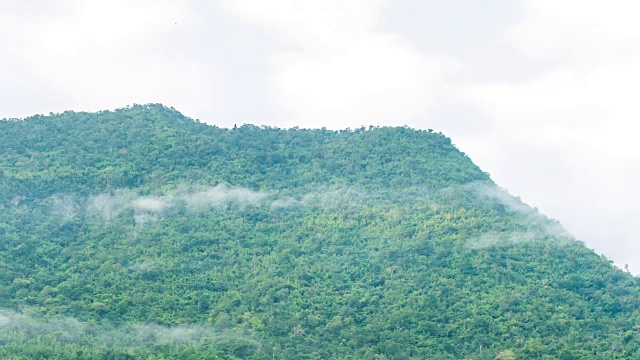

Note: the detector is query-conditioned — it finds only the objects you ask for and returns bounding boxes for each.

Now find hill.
[1,104,639,359]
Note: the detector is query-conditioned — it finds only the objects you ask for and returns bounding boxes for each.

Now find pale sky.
[3,0,640,272]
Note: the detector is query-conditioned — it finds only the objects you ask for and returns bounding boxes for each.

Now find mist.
[0,309,261,350]
[455,182,577,249]
[82,184,374,227]
[86,185,273,226]
[181,185,269,211]
[471,182,575,239]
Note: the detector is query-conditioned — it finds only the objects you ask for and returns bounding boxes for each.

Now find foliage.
[0,104,639,358]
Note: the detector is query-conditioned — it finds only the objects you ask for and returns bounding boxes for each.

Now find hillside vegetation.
[1,104,639,359]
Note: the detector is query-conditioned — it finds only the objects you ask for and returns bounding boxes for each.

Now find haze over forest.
[1,104,640,359]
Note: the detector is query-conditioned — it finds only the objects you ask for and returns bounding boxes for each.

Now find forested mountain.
[1,104,639,359]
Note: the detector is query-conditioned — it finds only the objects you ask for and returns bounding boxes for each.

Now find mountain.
[1,104,639,359]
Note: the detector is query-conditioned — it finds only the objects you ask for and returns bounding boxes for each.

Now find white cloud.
[220,0,384,53]
[220,0,458,128]
[509,0,640,63]
[271,36,456,128]
[0,0,223,118]
[463,0,640,273]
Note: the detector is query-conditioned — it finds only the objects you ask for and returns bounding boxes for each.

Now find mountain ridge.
[0,104,490,197]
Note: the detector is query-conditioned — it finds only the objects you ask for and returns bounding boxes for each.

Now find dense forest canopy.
[0,104,488,199]
[1,104,639,359]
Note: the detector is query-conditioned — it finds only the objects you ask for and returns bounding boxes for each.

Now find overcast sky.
[3,0,640,272]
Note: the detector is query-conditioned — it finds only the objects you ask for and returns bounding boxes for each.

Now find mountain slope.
[0,104,639,359]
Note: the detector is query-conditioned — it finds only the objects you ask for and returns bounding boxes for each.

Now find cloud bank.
[220,0,457,128]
